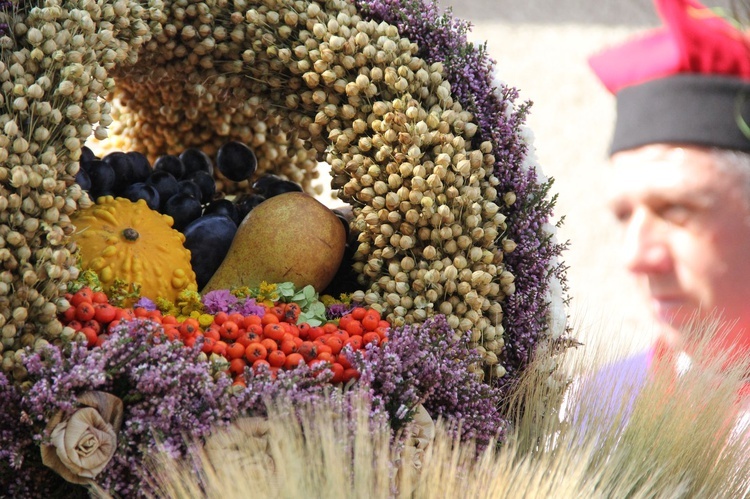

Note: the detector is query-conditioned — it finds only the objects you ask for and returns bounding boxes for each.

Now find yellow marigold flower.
[198,314,214,327]
[231,286,252,298]
[156,297,178,316]
[320,295,337,307]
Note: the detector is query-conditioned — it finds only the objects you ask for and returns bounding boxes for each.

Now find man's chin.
[649,298,694,330]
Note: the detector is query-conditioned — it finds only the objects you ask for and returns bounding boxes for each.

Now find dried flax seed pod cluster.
[102,0,515,376]
[0,0,154,380]
[1,0,531,382]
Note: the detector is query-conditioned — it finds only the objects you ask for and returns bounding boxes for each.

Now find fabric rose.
[41,391,124,484]
[397,404,436,490]
[204,416,284,475]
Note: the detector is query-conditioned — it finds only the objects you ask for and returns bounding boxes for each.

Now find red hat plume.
[590,0,750,94]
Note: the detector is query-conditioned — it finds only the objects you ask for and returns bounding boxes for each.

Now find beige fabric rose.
[41,391,124,485]
[204,416,284,475]
[397,404,436,490]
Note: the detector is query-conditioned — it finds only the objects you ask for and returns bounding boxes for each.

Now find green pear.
[202,192,347,293]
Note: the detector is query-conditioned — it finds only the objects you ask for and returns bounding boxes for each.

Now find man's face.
[608,144,750,352]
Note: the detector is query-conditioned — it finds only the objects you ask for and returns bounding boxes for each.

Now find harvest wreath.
[0,0,568,495]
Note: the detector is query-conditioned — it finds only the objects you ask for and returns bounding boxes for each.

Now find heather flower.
[326,302,354,320]
[234,298,265,318]
[357,315,506,450]
[133,297,156,311]
[202,289,238,314]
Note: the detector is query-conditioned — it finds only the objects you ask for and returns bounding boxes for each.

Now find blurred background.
[431,0,744,352]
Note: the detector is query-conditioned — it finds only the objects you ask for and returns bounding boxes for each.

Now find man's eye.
[659,205,691,225]
[612,207,632,223]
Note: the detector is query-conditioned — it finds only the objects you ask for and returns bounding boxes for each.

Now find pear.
[202,192,347,293]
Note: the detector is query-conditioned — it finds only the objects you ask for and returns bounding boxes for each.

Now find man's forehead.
[607,145,726,200]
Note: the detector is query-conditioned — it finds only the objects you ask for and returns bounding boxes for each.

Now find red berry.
[75,302,96,322]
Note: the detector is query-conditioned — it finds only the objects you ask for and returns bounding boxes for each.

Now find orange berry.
[229,358,247,377]
[226,342,246,360]
[345,336,363,352]
[91,291,109,304]
[261,312,279,326]
[75,303,96,322]
[362,332,380,347]
[134,307,150,318]
[213,311,229,325]
[283,303,301,323]
[212,340,228,357]
[316,351,334,363]
[269,305,285,320]
[162,315,178,325]
[322,322,338,334]
[220,320,240,340]
[280,339,297,356]
[260,338,278,353]
[345,320,363,336]
[308,326,325,341]
[70,287,93,307]
[179,318,201,337]
[298,322,312,339]
[338,315,354,331]
[284,352,305,370]
[337,353,352,370]
[325,336,344,355]
[264,323,285,341]
[298,341,317,362]
[245,342,268,363]
[243,314,262,328]
[350,307,367,321]
[204,328,221,341]
[81,327,98,347]
[200,336,215,353]
[342,368,360,382]
[361,314,379,332]
[268,349,286,367]
[329,363,345,383]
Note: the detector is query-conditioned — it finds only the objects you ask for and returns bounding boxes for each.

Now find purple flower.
[202,290,238,314]
[233,298,265,318]
[326,303,353,319]
[356,316,506,450]
[133,297,157,311]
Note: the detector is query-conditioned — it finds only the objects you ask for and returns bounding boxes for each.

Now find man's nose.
[623,209,672,275]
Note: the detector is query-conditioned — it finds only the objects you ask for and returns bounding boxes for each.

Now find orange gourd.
[71,196,197,306]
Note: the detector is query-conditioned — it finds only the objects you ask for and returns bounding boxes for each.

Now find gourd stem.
[122,228,139,241]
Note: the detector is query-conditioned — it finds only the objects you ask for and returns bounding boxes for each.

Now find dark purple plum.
[182,214,238,289]
[146,170,179,211]
[179,147,214,177]
[176,179,203,201]
[80,146,98,165]
[87,161,116,199]
[216,141,257,182]
[233,193,266,221]
[251,173,282,194]
[102,151,134,195]
[126,151,152,183]
[74,168,91,191]
[153,154,185,180]
[189,170,216,204]
[203,198,240,225]
[123,182,161,211]
[163,193,202,232]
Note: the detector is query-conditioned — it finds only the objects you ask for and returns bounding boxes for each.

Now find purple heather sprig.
[356,315,506,450]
